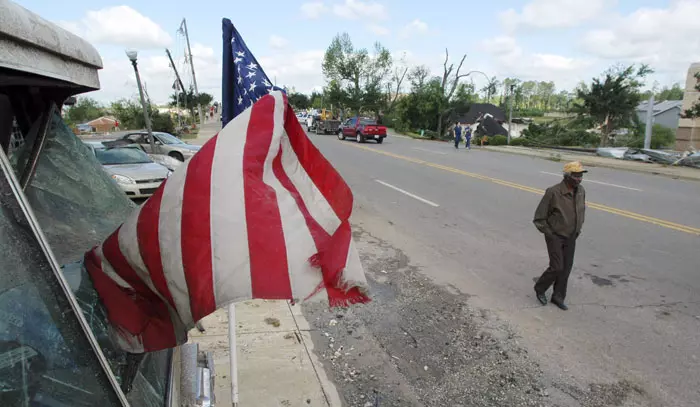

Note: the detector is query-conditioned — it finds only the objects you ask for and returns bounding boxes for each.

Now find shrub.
[509,137,529,146]
[489,135,508,146]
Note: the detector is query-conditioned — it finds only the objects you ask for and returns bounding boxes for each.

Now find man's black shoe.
[551,298,569,310]
[535,289,547,306]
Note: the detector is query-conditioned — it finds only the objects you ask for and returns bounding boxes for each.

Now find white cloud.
[92,43,220,105]
[58,6,171,49]
[257,50,326,94]
[269,35,289,49]
[500,0,609,31]
[481,36,593,89]
[368,24,390,36]
[300,1,328,19]
[580,0,700,75]
[332,0,387,20]
[399,19,429,39]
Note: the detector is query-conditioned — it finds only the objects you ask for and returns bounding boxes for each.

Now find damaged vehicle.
[84,141,172,199]
[116,131,201,162]
[0,1,213,406]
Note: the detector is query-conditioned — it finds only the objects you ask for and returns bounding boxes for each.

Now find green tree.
[656,83,684,101]
[111,98,174,133]
[64,97,105,126]
[169,86,214,122]
[322,33,392,115]
[481,76,500,104]
[575,64,653,146]
[288,92,310,110]
[684,73,700,119]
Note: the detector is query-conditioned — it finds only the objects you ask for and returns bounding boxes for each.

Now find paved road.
[302,131,700,406]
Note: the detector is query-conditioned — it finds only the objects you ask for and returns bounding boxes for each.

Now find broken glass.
[10,112,172,406]
[0,166,121,406]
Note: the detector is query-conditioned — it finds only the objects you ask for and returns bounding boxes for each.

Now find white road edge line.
[375,180,440,207]
[539,171,643,192]
[412,147,447,155]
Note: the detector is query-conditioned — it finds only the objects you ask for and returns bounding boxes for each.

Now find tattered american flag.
[225,19,284,121]
[85,91,369,353]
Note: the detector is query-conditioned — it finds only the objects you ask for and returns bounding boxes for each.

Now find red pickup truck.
[337,117,387,144]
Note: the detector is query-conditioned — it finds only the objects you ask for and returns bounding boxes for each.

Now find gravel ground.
[302,226,648,407]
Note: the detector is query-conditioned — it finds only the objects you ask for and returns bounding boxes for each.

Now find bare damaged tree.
[436,48,469,138]
[385,65,408,113]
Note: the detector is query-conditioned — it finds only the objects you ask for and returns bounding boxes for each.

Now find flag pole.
[228,303,239,406]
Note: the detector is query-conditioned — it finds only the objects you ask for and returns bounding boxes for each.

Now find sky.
[14,0,700,105]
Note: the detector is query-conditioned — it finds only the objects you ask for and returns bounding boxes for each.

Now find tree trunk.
[436,115,443,140]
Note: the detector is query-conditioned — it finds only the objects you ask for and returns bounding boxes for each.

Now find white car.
[85,141,171,199]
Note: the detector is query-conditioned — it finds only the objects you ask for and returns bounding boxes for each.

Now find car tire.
[169,151,185,162]
[356,132,364,143]
[338,132,345,140]
[376,137,384,144]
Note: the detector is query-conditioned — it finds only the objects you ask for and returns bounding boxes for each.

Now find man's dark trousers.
[535,234,576,301]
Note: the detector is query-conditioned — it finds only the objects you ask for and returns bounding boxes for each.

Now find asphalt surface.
[301,131,700,407]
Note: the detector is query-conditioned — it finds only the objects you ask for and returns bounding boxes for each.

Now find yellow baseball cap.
[563,161,588,173]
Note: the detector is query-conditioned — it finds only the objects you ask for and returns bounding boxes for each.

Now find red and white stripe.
[85,91,369,353]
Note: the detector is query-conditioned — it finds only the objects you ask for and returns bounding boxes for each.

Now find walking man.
[533,161,587,310]
[465,125,472,150]
[454,121,462,149]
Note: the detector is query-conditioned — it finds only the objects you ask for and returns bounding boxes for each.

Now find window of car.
[154,132,184,145]
[126,134,146,143]
[7,111,172,406]
[359,118,377,125]
[0,114,124,406]
[347,118,356,126]
[95,147,153,165]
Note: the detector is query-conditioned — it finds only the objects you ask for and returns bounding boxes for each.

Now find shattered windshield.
[8,112,171,406]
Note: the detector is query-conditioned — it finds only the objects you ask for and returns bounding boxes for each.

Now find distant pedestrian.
[533,161,587,310]
[453,121,462,149]
[465,125,472,149]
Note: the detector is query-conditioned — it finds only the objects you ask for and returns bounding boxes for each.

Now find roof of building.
[636,100,683,115]
[457,103,506,124]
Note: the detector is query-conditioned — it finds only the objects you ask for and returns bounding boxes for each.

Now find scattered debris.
[264,317,281,327]
[329,319,338,326]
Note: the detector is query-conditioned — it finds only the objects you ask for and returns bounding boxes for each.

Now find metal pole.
[644,95,654,149]
[131,59,155,150]
[227,303,239,407]
[166,48,188,126]
[507,84,515,145]
[181,19,204,126]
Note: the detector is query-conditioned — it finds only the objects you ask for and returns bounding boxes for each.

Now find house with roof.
[676,62,700,151]
[635,100,683,130]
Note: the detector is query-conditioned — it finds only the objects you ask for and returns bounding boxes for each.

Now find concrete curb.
[481,146,700,182]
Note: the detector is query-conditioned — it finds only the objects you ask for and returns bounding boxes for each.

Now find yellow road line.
[348,144,700,236]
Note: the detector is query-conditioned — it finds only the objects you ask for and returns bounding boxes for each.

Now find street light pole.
[126,50,155,151]
[507,84,515,145]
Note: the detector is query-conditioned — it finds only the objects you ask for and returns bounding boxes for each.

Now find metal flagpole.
[181,18,204,126]
[228,303,239,406]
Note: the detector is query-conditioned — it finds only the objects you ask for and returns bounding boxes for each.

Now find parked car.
[84,141,171,199]
[338,117,388,143]
[117,131,201,161]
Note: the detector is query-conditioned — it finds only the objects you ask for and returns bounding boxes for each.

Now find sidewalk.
[482,146,700,181]
[189,300,341,407]
[189,114,222,146]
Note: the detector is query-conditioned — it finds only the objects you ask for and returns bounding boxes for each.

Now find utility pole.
[165,48,189,126]
[125,50,155,151]
[180,18,204,126]
[507,84,515,145]
[644,95,654,149]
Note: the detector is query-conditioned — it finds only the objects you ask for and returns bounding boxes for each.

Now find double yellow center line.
[348,143,700,236]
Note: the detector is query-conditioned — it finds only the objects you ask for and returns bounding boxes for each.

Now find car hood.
[104,162,170,180]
